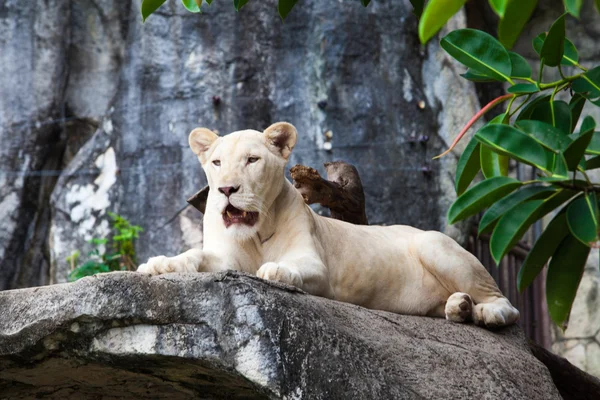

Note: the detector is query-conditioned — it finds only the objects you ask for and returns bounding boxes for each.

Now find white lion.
[138,122,519,328]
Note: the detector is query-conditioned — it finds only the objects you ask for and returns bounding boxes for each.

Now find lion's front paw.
[256,262,302,288]
[137,255,197,276]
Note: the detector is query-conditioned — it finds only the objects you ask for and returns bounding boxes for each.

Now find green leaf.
[596,0,600,13]
[507,83,539,94]
[546,234,590,329]
[475,124,555,173]
[455,137,481,195]
[461,70,499,82]
[567,193,599,245]
[480,113,509,179]
[572,66,600,99]
[182,0,202,12]
[479,186,556,235]
[410,0,425,18]
[515,120,572,152]
[498,0,538,49]
[583,130,600,156]
[518,211,569,292]
[553,153,569,179]
[533,34,579,67]
[490,189,575,263]
[440,29,513,82]
[532,33,544,54]
[561,39,580,66]
[540,14,566,67]
[361,0,371,6]
[89,237,109,245]
[234,0,249,11]
[517,94,550,121]
[564,0,583,18]
[489,0,508,17]
[509,51,532,79]
[418,0,467,44]
[564,130,593,170]
[480,144,509,178]
[278,0,297,19]
[568,94,586,133]
[530,100,572,134]
[581,116,596,136]
[206,0,212,4]
[586,155,600,170]
[68,261,111,282]
[141,0,167,21]
[448,177,522,224]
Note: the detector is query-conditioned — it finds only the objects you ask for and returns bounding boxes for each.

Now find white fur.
[138,122,520,329]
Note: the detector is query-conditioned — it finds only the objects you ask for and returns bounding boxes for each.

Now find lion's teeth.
[242,211,247,218]
[226,211,232,218]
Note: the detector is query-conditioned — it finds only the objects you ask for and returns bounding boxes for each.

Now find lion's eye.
[212,160,221,167]
[247,157,260,164]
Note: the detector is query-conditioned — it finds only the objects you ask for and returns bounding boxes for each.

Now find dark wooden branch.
[290,161,368,225]
[528,340,600,400]
[187,186,209,214]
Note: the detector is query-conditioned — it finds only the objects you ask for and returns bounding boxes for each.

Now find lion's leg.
[137,248,227,275]
[412,231,519,328]
[257,254,334,298]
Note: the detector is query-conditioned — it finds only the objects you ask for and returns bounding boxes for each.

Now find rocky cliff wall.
[0,0,479,288]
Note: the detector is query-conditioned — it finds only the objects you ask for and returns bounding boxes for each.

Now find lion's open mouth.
[223,204,259,227]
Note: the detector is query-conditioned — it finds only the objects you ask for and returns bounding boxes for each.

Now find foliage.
[140,0,600,48]
[438,15,600,330]
[67,212,144,282]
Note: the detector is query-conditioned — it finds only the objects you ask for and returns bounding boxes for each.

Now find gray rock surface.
[0,271,561,399]
[0,0,481,288]
[0,0,70,289]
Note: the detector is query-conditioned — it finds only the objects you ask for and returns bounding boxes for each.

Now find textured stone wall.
[0,0,480,288]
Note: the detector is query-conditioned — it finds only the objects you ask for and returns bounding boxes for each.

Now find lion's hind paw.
[445,292,473,323]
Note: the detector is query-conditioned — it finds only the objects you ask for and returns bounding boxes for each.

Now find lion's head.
[188,122,297,238]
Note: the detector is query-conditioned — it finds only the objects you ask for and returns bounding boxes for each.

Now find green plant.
[437,14,600,330]
[67,212,144,282]
[140,0,600,47]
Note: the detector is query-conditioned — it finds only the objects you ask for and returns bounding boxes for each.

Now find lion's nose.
[218,186,239,197]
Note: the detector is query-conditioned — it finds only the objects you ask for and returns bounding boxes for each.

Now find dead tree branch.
[290,161,368,225]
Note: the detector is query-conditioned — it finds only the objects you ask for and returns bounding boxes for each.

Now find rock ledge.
[0,271,560,399]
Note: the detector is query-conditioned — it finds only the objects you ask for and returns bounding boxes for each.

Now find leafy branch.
[436,14,600,330]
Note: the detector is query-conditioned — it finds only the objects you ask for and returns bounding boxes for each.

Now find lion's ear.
[189,128,218,162]
[264,122,297,160]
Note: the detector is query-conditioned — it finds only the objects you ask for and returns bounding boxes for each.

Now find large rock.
[0,271,561,399]
[0,0,70,290]
[0,0,128,289]
[7,0,477,286]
